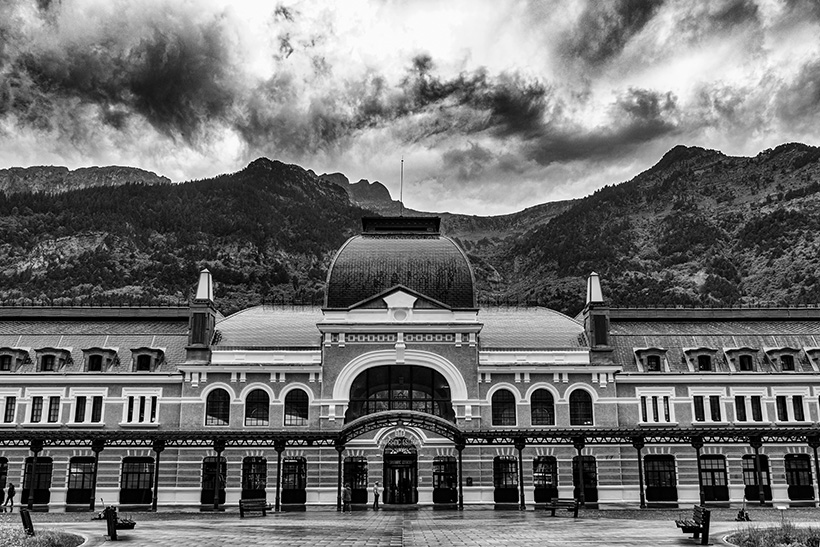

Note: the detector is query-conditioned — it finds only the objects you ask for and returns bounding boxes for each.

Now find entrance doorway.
[383,437,418,504]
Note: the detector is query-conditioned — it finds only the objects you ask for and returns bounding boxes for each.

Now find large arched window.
[205,389,230,426]
[492,389,516,426]
[284,389,309,426]
[345,365,455,423]
[569,390,593,426]
[245,389,269,426]
[531,389,555,426]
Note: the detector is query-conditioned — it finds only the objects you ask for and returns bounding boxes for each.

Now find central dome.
[325,217,476,309]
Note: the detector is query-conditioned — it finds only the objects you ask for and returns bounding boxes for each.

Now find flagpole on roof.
[400,156,404,217]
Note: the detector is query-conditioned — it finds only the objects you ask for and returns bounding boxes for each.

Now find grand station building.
[1,216,820,511]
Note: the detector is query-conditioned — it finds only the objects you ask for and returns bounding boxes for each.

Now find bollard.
[104,506,118,541]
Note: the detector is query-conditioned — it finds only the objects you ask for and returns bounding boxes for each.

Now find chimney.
[582,272,612,362]
[186,269,217,364]
[195,269,214,302]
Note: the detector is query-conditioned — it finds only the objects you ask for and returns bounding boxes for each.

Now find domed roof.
[325,217,476,309]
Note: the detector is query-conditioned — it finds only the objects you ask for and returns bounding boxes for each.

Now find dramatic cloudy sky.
[1,0,820,214]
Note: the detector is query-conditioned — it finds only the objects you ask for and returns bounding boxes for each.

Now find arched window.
[284,389,309,426]
[569,390,593,426]
[531,389,555,426]
[345,365,454,423]
[491,389,516,426]
[205,389,230,426]
[245,389,269,426]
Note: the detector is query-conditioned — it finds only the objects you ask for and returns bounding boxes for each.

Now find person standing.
[0,483,4,512]
[342,483,352,513]
[3,483,14,511]
[371,481,381,510]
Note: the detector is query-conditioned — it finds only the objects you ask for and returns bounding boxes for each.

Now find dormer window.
[0,348,30,373]
[82,348,119,373]
[738,355,753,371]
[634,348,667,372]
[764,348,802,373]
[131,348,164,373]
[35,348,71,372]
[684,348,719,372]
[88,355,103,372]
[781,355,795,372]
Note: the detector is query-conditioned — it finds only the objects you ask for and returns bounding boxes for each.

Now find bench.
[541,498,580,518]
[239,498,270,518]
[675,505,711,545]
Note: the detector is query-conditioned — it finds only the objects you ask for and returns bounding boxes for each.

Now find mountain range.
[1,143,819,316]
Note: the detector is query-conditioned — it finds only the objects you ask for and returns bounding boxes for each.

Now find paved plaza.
[3,506,816,546]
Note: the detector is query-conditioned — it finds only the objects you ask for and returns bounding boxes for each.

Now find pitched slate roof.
[611,319,820,372]
[478,307,585,350]
[0,313,189,373]
[215,306,323,348]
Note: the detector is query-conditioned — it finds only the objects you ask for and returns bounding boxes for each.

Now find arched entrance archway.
[383,437,418,505]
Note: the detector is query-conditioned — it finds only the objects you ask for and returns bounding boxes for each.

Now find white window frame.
[635,388,676,425]
[730,388,768,424]
[772,387,810,424]
[0,388,22,427]
[120,388,162,427]
[23,387,66,427]
[68,388,108,427]
[688,387,728,424]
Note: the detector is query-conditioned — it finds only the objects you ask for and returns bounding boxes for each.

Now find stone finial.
[586,272,603,304]
[195,269,214,302]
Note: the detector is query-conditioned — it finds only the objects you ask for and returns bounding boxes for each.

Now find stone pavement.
[11,508,773,547]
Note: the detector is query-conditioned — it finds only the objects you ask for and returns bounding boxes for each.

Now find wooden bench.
[541,498,580,517]
[675,505,711,545]
[239,498,270,518]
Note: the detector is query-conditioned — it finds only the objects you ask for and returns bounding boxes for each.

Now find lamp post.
[750,436,766,506]
[27,439,43,510]
[632,436,646,509]
[335,441,345,512]
[573,436,586,507]
[274,440,286,512]
[212,439,225,511]
[455,437,465,510]
[151,439,165,512]
[514,437,526,510]
[89,439,105,512]
[691,436,705,506]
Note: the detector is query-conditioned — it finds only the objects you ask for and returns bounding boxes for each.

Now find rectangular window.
[693,396,705,422]
[738,355,753,371]
[735,395,747,422]
[124,394,158,424]
[30,396,43,423]
[709,395,722,422]
[641,396,647,422]
[793,396,805,422]
[652,396,659,422]
[74,396,87,423]
[593,315,608,346]
[663,396,671,422]
[776,396,789,421]
[4,396,16,423]
[41,355,55,371]
[697,355,712,371]
[47,396,60,423]
[91,396,103,423]
[646,355,661,372]
[493,456,518,488]
[751,396,763,422]
[0,355,11,371]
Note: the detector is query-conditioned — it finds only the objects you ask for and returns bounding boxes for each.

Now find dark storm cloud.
[3,10,237,142]
[562,0,664,66]
[235,54,553,154]
[774,59,820,130]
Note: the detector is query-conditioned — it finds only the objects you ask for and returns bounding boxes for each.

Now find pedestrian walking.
[0,484,5,512]
[3,483,14,511]
[342,483,352,513]
[371,481,381,510]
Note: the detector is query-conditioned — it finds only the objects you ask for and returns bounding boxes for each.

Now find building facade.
[1,216,819,511]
